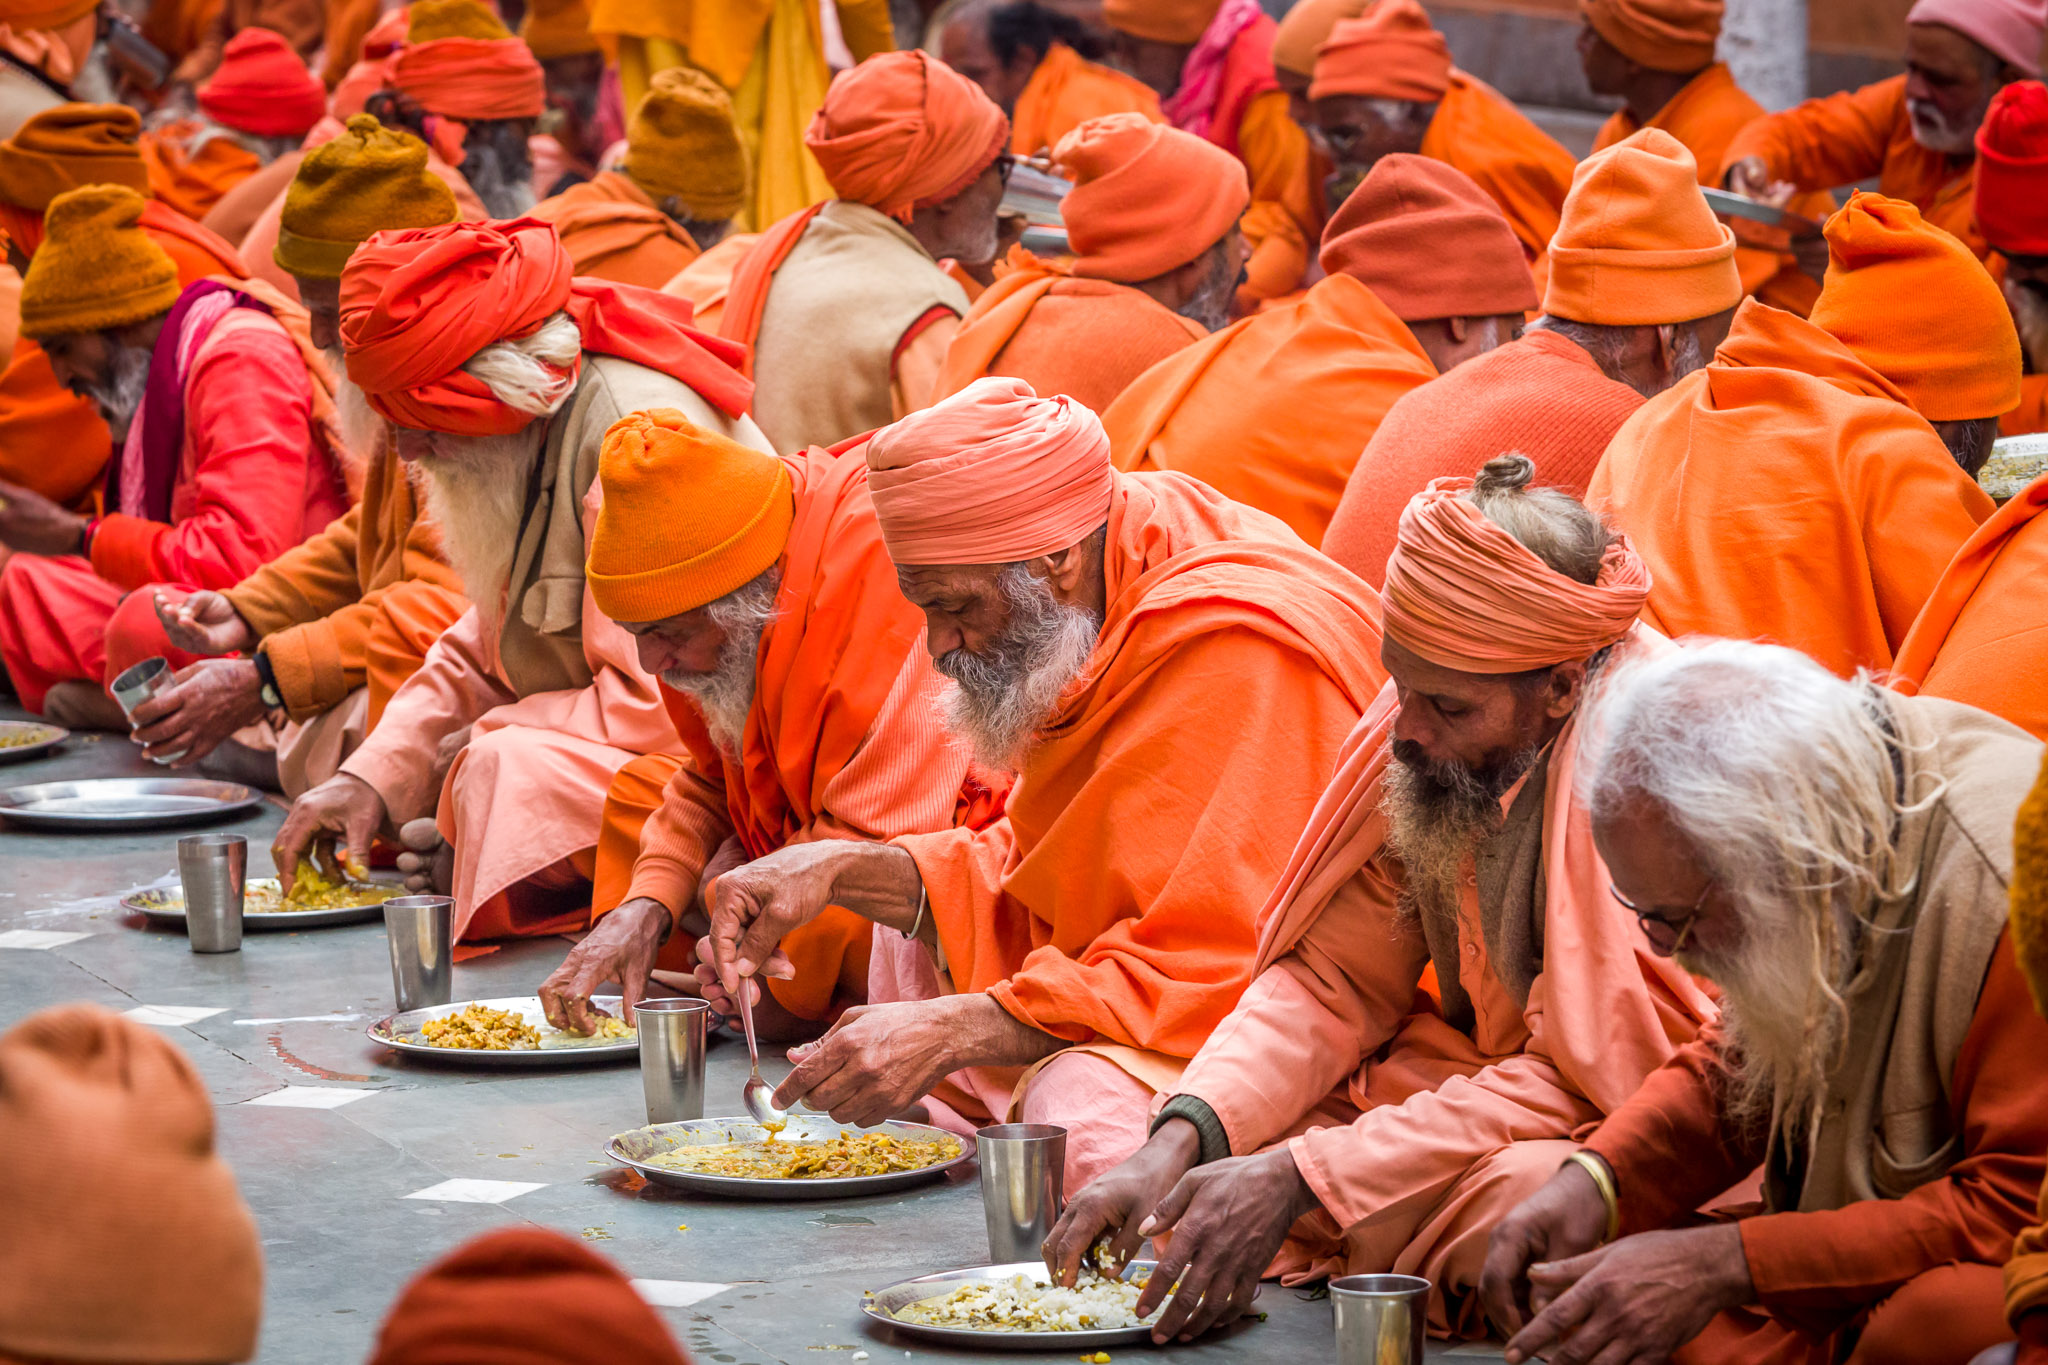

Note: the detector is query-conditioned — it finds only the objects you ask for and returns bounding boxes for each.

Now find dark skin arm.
[1045,1117,1202,1287]
[1131,1142,1322,1344]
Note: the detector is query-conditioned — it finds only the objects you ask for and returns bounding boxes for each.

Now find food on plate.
[890,1272,1160,1332]
[647,1131,961,1180]
[0,723,59,748]
[131,865,403,915]
[418,1005,543,1051]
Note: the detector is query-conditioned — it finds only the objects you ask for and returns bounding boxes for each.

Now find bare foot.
[43,681,128,732]
[394,817,453,894]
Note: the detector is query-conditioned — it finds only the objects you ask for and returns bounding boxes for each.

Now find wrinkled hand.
[430,726,471,790]
[1502,1223,1751,1365]
[1044,1118,1200,1289]
[770,996,967,1127]
[690,835,751,917]
[272,773,388,895]
[152,589,256,655]
[0,478,86,556]
[126,658,267,766]
[1135,1145,1318,1343]
[690,933,748,1030]
[1725,156,1795,209]
[1480,1157,1613,1341]
[707,841,909,994]
[538,897,671,1032]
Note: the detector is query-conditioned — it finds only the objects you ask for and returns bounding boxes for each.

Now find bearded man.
[1046,457,1714,1344]
[938,0,1161,158]
[109,115,469,796]
[1723,0,2040,267]
[141,28,326,221]
[535,412,1002,1039]
[933,113,1246,412]
[271,218,767,945]
[1483,639,2048,1365]
[700,377,1387,1189]
[1976,79,2048,436]
[1268,0,1370,245]
[0,184,344,730]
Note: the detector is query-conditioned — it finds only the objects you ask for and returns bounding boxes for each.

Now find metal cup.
[177,833,246,953]
[110,656,186,763]
[977,1122,1067,1263]
[1331,1273,1429,1365]
[635,997,709,1124]
[382,895,453,1013]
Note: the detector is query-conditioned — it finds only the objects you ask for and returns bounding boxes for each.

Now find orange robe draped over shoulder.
[529,170,704,289]
[1010,41,1162,158]
[660,232,760,334]
[140,121,265,224]
[1587,298,1992,677]
[1424,71,1576,285]
[1102,273,1435,548]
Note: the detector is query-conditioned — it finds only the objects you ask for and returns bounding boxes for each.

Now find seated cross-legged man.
[1046,456,1715,1344]
[1484,639,2048,1365]
[701,378,1388,1188]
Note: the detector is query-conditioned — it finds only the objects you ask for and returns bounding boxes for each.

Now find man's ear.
[1547,656,1591,720]
[1447,315,1470,344]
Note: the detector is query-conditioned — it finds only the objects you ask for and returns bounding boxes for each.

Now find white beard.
[659,570,780,756]
[413,426,545,627]
[933,564,1101,772]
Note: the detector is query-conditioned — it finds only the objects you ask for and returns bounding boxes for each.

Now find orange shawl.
[528,170,702,289]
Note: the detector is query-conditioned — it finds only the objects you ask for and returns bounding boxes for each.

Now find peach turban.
[198,27,327,137]
[1273,0,1372,78]
[1808,190,2022,421]
[387,7,548,125]
[1542,126,1740,325]
[1057,112,1249,282]
[1906,0,2044,78]
[1976,79,2048,256]
[1310,1,1452,103]
[1579,0,1724,73]
[1319,153,1537,320]
[341,217,752,434]
[1102,0,1224,45]
[367,1227,690,1365]
[806,50,1009,224]
[0,1005,263,1365]
[1382,476,1650,672]
[865,376,1114,565]
[0,103,148,212]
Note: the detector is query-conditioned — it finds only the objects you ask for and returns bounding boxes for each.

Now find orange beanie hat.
[587,409,793,622]
[1542,126,1739,325]
[0,103,149,211]
[20,183,180,338]
[198,26,328,137]
[1274,0,1374,77]
[1101,0,1224,45]
[1809,190,2022,422]
[276,114,461,280]
[1310,1,1452,102]
[0,1006,262,1364]
[1320,153,1537,320]
[1579,0,1723,73]
[1057,112,1249,282]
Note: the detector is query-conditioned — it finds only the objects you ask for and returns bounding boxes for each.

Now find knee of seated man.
[1848,1262,2010,1365]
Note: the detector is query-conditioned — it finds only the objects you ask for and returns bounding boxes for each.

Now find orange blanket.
[529,170,703,289]
[1010,41,1161,158]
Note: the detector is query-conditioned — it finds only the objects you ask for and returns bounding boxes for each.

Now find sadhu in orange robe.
[1008,40,1161,158]
[529,170,704,290]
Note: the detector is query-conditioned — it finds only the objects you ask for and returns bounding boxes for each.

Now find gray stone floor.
[0,706,1496,1363]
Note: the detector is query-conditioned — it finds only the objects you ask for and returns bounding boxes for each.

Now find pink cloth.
[862,376,1115,565]
[1161,0,1264,139]
[1905,0,2045,77]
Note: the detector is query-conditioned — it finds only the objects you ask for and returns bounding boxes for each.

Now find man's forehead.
[896,562,1002,595]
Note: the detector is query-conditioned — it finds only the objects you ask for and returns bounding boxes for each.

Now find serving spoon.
[737,978,789,1135]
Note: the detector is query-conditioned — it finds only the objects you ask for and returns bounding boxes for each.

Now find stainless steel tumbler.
[1331,1273,1429,1365]
[977,1122,1067,1263]
[177,833,246,953]
[635,997,709,1124]
[111,656,184,763]
[381,895,453,1012]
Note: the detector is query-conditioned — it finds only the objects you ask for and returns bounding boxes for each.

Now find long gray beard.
[80,341,153,443]
[414,426,545,625]
[1177,248,1242,334]
[68,44,120,103]
[660,569,781,755]
[934,564,1101,772]
[325,346,388,475]
[1380,740,1538,934]
[463,138,537,219]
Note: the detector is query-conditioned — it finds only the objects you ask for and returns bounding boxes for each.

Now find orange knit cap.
[198,27,329,138]
[1057,113,1249,282]
[0,1005,263,1364]
[1273,0,1373,78]
[19,183,180,338]
[1579,0,1723,73]
[1975,79,2048,256]
[806,51,1009,224]
[0,103,149,212]
[1809,190,2022,422]
[1311,1,1453,102]
[587,409,793,623]
[1101,0,1224,45]
[1320,153,1537,321]
[1542,126,1739,325]
[521,0,600,59]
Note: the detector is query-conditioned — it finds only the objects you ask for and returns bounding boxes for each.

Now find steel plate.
[0,777,264,831]
[0,721,68,764]
[369,995,637,1068]
[862,1261,1163,1349]
[1700,186,1821,235]
[607,1115,971,1200]
[123,874,403,930]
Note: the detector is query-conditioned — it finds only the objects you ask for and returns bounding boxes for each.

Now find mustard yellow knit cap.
[408,0,511,43]
[275,115,460,281]
[20,184,179,339]
[624,67,749,222]
[521,0,600,59]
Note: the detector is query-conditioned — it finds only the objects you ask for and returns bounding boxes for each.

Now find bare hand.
[706,840,918,994]
[1136,1145,1317,1343]
[1480,1156,1614,1340]
[538,897,671,1032]
[1724,156,1795,209]
[1044,1118,1200,1288]
[430,725,471,790]
[770,996,966,1127]
[127,658,266,765]
[1502,1223,1751,1365]
[272,773,388,895]
[151,589,255,655]
[0,478,86,556]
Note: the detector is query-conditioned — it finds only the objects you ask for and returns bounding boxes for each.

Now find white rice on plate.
[891,1272,1161,1332]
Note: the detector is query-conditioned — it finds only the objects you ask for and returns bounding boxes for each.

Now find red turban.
[367,1227,691,1365]
[1310,0,1453,103]
[865,376,1114,565]
[1057,112,1249,282]
[198,27,327,137]
[1976,79,2048,256]
[1382,476,1650,672]
[1319,153,1537,321]
[806,50,1009,224]
[340,217,752,434]
[387,33,547,123]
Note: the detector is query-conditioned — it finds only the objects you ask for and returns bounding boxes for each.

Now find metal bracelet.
[905,884,928,942]
[1565,1150,1622,1246]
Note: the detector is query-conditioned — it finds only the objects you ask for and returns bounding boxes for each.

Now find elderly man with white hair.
[1482,639,2048,1365]
[272,218,769,947]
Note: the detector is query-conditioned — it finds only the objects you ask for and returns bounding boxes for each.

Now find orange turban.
[1319,153,1537,320]
[1273,0,1373,77]
[367,1227,691,1365]
[1808,190,2022,422]
[1382,476,1650,672]
[1057,112,1249,282]
[0,103,148,212]
[1101,0,1224,44]
[341,217,752,434]
[866,376,1114,565]
[1579,0,1723,73]
[1310,1,1452,103]
[198,27,329,137]
[1542,126,1740,325]
[806,50,1009,224]
[1976,79,2048,256]
[0,1005,263,1364]
[387,31,547,124]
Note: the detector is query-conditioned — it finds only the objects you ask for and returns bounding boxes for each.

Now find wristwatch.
[252,650,283,709]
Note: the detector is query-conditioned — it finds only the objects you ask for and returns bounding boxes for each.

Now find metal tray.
[0,777,264,830]
[607,1115,971,1200]
[1700,186,1822,236]
[369,995,638,1068]
[123,874,402,930]
[863,1260,1164,1350]
[0,720,68,764]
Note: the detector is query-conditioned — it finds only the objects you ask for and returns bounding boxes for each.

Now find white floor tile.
[402,1178,546,1204]
[630,1280,730,1309]
[122,1005,227,1026]
[241,1086,377,1110]
[0,929,91,949]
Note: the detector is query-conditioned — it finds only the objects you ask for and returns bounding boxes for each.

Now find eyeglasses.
[994,153,1016,188]
[1608,879,1713,952]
